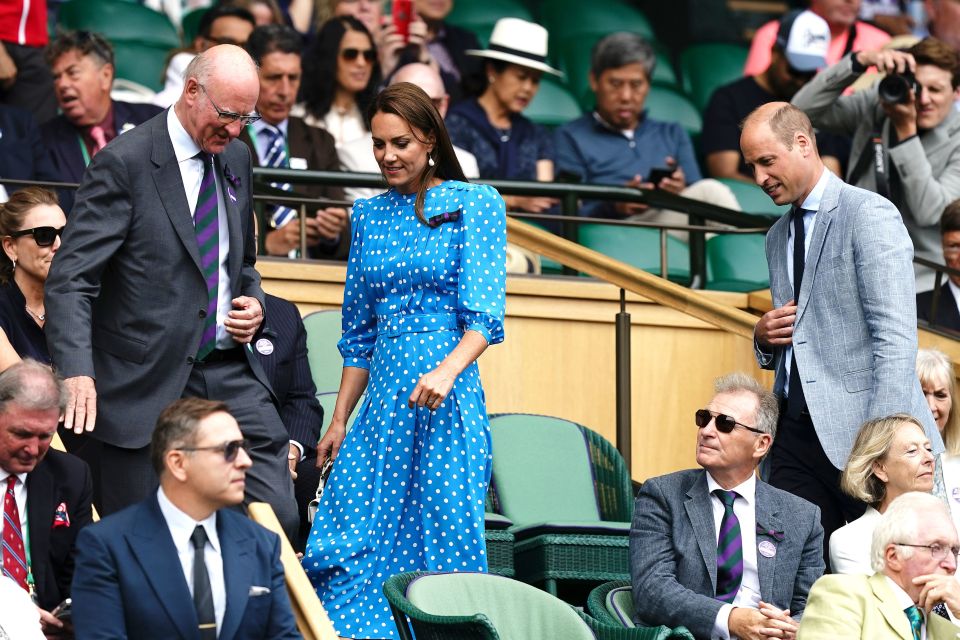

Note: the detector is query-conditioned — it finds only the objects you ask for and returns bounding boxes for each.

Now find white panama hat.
[465,17,563,77]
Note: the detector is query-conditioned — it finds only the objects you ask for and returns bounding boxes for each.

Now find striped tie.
[261,125,296,229]
[713,489,743,603]
[2,476,28,591]
[194,153,219,361]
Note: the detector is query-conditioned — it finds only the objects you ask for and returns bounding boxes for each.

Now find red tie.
[2,475,27,591]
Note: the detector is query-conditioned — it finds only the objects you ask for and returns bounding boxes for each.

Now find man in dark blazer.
[39,31,162,213]
[631,373,824,640]
[0,360,92,636]
[0,104,59,198]
[241,24,349,260]
[917,200,960,333]
[71,398,300,640]
[44,44,299,539]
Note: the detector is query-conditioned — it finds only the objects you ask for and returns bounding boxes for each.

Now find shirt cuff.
[849,51,867,74]
[712,604,733,640]
[289,440,305,462]
[892,134,918,147]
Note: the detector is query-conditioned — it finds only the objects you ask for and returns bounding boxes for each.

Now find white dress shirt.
[248,119,290,167]
[886,576,927,640]
[297,103,366,148]
[156,487,226,634]
[707,473,761,640]
[166,107,234,350]
[0,470,28,544]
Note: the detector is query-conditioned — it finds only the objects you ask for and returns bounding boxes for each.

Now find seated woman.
[830,414,935,573]
[445,18,561,215]
[299,16,381,148]
[917,348,960,454]
[0,186,66,369]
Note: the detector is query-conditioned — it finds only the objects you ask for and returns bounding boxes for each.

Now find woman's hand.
[317,420,347,467]
[408,365,455,411]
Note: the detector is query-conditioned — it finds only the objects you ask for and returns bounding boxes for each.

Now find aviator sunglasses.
[9,226,65,247]
[695,409,764,435]
[340,47,376,63]
[177,438,250,462]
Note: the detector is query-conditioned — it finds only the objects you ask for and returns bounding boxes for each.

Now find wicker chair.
[588,580,637,628]
[384,571,694,640]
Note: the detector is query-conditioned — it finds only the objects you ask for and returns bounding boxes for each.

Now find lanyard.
[77,134,92,167]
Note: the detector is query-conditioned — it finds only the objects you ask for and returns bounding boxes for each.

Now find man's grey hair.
[590,32,657,79]
[871,492,953,573]
[714,372,779,438]
[0,359,68,415]
[183,51,214,85]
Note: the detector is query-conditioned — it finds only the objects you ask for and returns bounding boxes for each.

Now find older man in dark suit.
[44,44,299,539]
[631,373,824,640]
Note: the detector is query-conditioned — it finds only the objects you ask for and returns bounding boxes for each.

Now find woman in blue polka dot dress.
[302,82,507,638]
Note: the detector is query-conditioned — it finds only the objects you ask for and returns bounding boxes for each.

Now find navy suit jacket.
[70,493,300,640]
[39,100,163,213]
[0,104,59,194]
[917,284,960,333]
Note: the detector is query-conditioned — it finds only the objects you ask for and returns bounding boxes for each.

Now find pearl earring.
[428,155,435,167]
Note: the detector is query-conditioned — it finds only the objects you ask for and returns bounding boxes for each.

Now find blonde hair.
[917,348,960,454]
[841,414,926,505]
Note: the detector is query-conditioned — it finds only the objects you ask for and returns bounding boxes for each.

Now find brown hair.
[45,30,114,67]
[908,37,960,88]
[740,102,819,154]
[942,199,960,234]
[0,187,59,285]
[150,398,231,475]
[367,82,467,224]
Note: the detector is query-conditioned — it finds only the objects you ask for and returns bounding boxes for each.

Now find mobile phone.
[555,170,582,184]
[647,167,674,186]
[51,598,72,621]
[392,0,412,43]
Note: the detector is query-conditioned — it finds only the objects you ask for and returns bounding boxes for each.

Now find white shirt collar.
[705,471,757,507]
[798,167,831,212]
[0,469,27,485]
[156,487,221,554]
[167,106,202,164]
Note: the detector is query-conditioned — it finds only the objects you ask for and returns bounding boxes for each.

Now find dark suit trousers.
[183,358,299,541]
[768,409,864,571]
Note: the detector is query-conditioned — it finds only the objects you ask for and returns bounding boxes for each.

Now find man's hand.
[314,207,349,241]
[758,601,798,639]
[38,607,66,637]
[856,49,916,76]
[64,376,97,434]
[657,156,686,195]
[882,95,918,140]
[0,45,17,90]
[914,572,960,614]
[225,296,263,344]
[287,443,299,480]
[755,300,798,348]
[614,175,650,216]
[729,605,797,640]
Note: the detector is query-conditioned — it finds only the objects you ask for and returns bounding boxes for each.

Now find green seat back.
[541,0,654,41]
[302,310,343,393]
[706,233,769,292]
[716,178,789,217]
[578,223,691,284]
[406,573,595,640]
[525,76,582,128]
[644,84,702,140]
[490,414,600,525]
[606,585,637,628]
[111,41,171,92]
[58,0,180,48]
[447,0,533,47]
[679,43,749,113]
[181,7,208,46]
[316,391,360,439]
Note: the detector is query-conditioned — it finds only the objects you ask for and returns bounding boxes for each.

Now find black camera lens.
[878,71,918,104]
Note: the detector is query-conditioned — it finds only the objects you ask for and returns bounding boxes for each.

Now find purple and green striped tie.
[713,489,743,603]
[194,152,219,361]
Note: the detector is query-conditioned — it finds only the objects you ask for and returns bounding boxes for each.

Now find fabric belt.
[377,313,459,338]
[196,346,246,364]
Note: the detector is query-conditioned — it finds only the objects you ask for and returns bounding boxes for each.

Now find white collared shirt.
[885,575,927,640]
[249,119,289,167]
[156,487,226,634]
[0,470,28,543]
[707,472,761,640]
[784,167,831,397]
[166,107,234,350]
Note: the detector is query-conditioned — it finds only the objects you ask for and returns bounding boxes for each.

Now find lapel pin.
[255,338,274,355]
[758,540,777,558]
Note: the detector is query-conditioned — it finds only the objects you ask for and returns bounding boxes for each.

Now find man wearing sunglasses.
[71,398,300,639]
[45,44,300,542]
[631,373,824,640]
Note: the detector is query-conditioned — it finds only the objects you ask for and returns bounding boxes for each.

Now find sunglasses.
[695,409,764,435]
[74,30,115,66]
[340,47,376,63]
[199,84,261,126]
[178,438,249,462]
[9,226,65,247]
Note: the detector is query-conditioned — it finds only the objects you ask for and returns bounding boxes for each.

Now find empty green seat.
[58,0,180,48]
[716,178,790,217]
[111,41,171,92]
[181,7,208,45]
[525,76,582,128]
[578,223,691,285]
[644,84,702,141]
[302,310,343,393]
[540,0,654,41]
[315,391,361,438]
[705,233,769,292]
[588,580,637,628]
[678,43,749,113]
[447,0,533,46]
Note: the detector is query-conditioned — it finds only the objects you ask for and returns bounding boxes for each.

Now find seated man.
[0,360,92,637]
[703,10,848,183]
[798,492,960,639]
[792,37,960,290]
[0,104,58,201]
[554,31,737,225]
[70,398,300,639]
[40,31,162,213]
[631,372,824,640]
[918,199,960,331]
[240,24,349,260]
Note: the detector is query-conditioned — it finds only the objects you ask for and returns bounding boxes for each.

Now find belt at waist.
[377,313,459,338]
[195,346,246,364]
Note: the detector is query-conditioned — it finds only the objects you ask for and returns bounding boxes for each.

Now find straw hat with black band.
[464,17,563,77]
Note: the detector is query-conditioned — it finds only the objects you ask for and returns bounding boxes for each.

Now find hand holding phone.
[646,167,673,186]
[51,598,72,621]
[392,0,412,44]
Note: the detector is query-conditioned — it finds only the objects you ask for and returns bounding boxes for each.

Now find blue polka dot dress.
[302,180,507,638]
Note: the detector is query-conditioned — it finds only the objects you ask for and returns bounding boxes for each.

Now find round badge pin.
[758,540,777,558]
[255,338,274,355]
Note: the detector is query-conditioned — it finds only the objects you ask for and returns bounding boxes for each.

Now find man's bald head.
[390,63,449,117]
[741,102,818,153]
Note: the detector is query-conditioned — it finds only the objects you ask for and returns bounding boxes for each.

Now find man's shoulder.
[641,468,703,496]
[810,571,871,595]
[114,100,164,126]
[263,293,301,326]
[555,113,595,137]
[757,478,819,514]
[39,114,77,141]
[33,448,90,481]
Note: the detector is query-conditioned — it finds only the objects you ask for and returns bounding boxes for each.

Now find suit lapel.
[754,481,780,605]
[940,285,960,329]
[767,218,792,308]
[126,496,196,640]
[214,152,243,287]
[685,472,719,592]
[869,573,913,639]
[795,172,838,324]
[151,115,203,272]
[218,513,252,640]
[25,463,54,597]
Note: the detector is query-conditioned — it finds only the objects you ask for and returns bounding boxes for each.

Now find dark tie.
[2,476,27,591]
[905,605,923,640]
[713,489,743,603]
[933,602,951,620]
[194,153,219,361]
[260,125,296,229]
[191,525,217,639]
[787,207,807,417]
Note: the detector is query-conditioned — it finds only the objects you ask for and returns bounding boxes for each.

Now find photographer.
[791,38,960,290]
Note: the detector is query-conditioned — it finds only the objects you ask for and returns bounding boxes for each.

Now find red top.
[0,0,48,47]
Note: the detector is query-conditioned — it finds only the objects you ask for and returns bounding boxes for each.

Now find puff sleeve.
[337,198,377,368]
[456,183,506,345]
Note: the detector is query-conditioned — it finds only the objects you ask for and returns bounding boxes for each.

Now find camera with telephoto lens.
[878,69,919,104]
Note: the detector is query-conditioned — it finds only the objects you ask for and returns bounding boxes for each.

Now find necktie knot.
[713,489,738,509]
[5,476,14,492]
[905,605,923,640]
[191,524,209,551]
[89,125,108,152]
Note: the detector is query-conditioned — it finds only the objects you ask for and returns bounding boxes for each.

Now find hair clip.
[426,210,460,228]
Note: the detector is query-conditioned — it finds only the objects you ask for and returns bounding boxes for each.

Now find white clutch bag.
[307,459,334,524]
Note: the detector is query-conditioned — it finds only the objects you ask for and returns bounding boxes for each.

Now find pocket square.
[52,502,71,528]
[248,586,271,597]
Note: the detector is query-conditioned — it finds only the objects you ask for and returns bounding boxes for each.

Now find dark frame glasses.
[199,84,261,126]
[9,226,65,247]
[340,47,376,63]
[695,409,764,435]
[178,438,249,462]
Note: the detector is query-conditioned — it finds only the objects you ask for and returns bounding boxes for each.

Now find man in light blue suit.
[631,373,824,640]
[741,102,942,564]
[70,398,300,640]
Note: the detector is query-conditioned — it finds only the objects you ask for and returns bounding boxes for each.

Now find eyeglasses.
[695,409,764,435]
[895,542,960,562]
[73,30,115,66]
[178,438,249,462]
[8,226,65,247]
[340,48,376,63]
[199,84,261,126]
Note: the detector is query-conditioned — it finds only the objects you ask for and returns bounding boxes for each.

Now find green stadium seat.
[302,310,343,393]
[315,391,361,438]
[525,75,582,128]
[540,0,655,41]
[705,233,770,292]
[181,7,208,46]
[644,83,702,141]
[111,41,171,92]
[587,580,637,628]
[716,178,790,217]
[679,43,749,113]
[58,0,180,48]
[447,0,533,46]
[578,222,692,285]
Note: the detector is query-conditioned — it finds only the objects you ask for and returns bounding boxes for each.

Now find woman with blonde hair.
[830,414,935,573]
[917,348,960,454]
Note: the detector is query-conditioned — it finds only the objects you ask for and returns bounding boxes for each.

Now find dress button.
[199,309,207,318]
[186,356,195,365]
